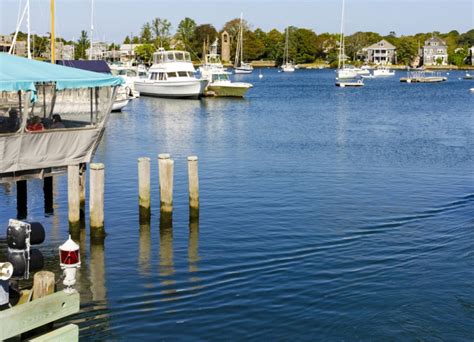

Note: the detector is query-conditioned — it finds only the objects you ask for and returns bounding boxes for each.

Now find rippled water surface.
[1,69,473,340]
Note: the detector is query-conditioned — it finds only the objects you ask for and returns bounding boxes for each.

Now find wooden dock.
[400,76,447,83]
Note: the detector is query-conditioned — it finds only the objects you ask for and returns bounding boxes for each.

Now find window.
[437,49,444,54]
[178,71,188,77]
[175,53,184,61]
[223,34,228,43]
[167,52,175,61]
[185,53,191,62]
[159,73,166,81]
[167,72,177,78]
[187,72,194,77]
[151,73,158,80]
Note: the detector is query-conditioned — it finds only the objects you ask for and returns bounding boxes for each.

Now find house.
[420,36,448,66]
[0,34,27,56]
[470,46,474,66]
[362,39,397,65]
[85,42,108,60]
[119,43,143,63]
[42,42,75,60]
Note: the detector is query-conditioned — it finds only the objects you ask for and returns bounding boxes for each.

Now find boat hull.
[234,68,253,74]
[112,99,130,112]
[207,83,252,97]
[134,79,208,99]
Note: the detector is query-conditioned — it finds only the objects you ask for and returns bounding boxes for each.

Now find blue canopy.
[0,53,123,95]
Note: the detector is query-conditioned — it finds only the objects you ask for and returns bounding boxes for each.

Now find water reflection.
[188,212,200,283]
[159,213,176,298]
[90,236,107,302]
[138,221,151,277]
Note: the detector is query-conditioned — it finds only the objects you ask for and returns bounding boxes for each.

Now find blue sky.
[1,0,472,42]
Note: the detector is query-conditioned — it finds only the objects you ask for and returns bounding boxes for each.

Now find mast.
[284,27,289,65]
[26,0,31,59]
[234,13,243,68]
[338,0,345,70]
[89,0,94,60]
[240,13,244,65]
[51,0,56,63]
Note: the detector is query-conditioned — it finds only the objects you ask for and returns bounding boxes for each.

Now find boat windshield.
[154,51,192,64]
[212,73,230,82]
[207,55,221,64]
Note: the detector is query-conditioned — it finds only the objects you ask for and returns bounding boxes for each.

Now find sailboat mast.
[338,0,345,69]
[89,0,94,60]
[26,0,31,59]
[285,27,289,65]
[240,13,244,64]
[50,0,56,63]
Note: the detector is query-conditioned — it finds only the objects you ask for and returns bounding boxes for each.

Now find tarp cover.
[55,60,112,74]
[0,53,123,93]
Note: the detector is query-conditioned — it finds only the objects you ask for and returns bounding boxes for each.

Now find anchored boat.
[0,54,122,182]
[134,48,208,99]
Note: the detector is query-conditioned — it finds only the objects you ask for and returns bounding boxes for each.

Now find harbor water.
[1,69,473,340]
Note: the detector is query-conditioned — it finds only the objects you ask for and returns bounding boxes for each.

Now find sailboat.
[336,0,358,81]
[234,13,253,74]
[281,27,295,72]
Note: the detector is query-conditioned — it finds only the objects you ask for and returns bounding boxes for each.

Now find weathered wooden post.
[187,156,199,217]
[90,163,105,233]
[32,271,55,300]
[68,165,80,228]
[43,176,54,214]
[158,154,174,213]
[79,164,86,218]
[16,180,27,219]
[138,157,151,222]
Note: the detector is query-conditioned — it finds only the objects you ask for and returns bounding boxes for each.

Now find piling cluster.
[67,154,200,235]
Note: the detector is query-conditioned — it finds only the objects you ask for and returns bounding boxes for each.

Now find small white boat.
[234,13,253,74]
[361,73,375,79]
[335,0,358,82]
[336,79,364,87]
[109,63,146,98]
[200,39,252,97]
[470,88,474,92]
[135,49,207,99]
[111,86,131,111]
[463,73,473,80]
[281,27,295,73]
[373,67,395,77]
[354,67,370,76]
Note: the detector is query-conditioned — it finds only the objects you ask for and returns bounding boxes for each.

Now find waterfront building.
[221,31,230,63]
[42,42,75,60]
[0,34,27,56]
[119,43,143,64]
[86,42,108,60]
[420,36,448,66]
[470,46,474,66]
[362,39,397,65]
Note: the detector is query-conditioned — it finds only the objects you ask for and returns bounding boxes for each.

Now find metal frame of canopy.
[0,86,117,183]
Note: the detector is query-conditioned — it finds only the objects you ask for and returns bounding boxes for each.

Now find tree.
[151,17,172,48]
[264,29,284,61]
[75,30,89,59]
[134,44,155,64]
[177,17,197,50]
[140,23,152,44]
[123,35,131,44]
[192,24,218,59]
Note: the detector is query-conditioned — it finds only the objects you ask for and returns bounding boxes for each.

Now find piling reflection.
[188,211,201,284]
[159,212,176,296]
[138,221,151,277]
[89,235,107,302]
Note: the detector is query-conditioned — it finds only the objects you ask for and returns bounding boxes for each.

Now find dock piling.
[32,271,55,300]
[158,154,174,213]
[16,180,27,219]
[67,165,80,227]
[90,163,105,232]
[79,164,86,218]
[187,156,199,214]
[43,176,54,214]
[138,157,151,222]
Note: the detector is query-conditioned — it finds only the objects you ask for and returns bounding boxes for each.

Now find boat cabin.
[0,54,122,182]
[153,49,192,65]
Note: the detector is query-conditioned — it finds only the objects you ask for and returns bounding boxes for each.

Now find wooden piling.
[67,165,80,226]
[32,271,55,300]
[79,164,86,218]
[138,157,151,222]
[187,156,199,213]
[16,180,27,219]
[158,154,174,213]
[89,163,105,231]
[43,176,54,214]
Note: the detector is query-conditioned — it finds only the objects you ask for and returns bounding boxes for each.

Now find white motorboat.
[111,86,131,111]
[110,64,146,98]
[354,67,370,76]
[234,13,253,74]
[281,27,295,72]
[373,67,395,77]
[200,39,252,97]
[134,48,208,99]
[335,0,359,82]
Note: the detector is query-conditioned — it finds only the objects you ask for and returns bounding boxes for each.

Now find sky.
[0,0,473,43]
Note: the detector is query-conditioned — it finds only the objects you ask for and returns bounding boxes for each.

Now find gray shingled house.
[362,39,397,65]
[421,37,448,66]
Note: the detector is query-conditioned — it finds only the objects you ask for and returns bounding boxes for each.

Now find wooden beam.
[0,291,79,340]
